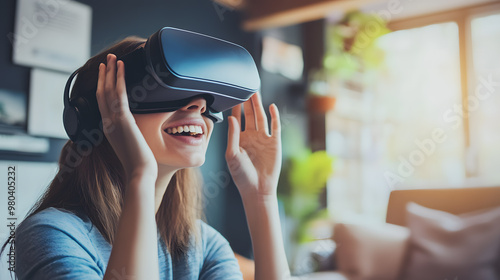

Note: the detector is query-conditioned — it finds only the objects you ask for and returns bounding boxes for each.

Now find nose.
[181,97,207,114]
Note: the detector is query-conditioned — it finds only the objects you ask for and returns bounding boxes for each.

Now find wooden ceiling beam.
[243,0,384,31]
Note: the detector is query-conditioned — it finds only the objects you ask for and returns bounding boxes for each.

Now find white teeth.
[166,125,203,135]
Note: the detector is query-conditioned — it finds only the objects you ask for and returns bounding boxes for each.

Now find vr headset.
[63,27,260,142]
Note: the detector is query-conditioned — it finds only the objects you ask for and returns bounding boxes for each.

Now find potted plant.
[307,10,390,111]
[307,68,337,113]
[278,148,335,273]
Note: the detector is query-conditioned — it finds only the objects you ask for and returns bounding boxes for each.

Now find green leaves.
[324,10,391,78]
[279,149,335,243]
[288,150,335,195]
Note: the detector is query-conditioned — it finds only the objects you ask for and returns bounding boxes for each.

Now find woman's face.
[132,97,214,169]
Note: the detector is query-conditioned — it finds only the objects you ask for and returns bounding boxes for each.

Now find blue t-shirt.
[15,207,243,280]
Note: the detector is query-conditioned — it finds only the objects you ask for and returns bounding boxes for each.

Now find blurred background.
[1,0,499,278]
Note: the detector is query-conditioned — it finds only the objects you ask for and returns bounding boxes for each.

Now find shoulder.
[15,207,105,280]
[17,207,91,238]
[198,220,230,252]
[19,207,88,226]
[15,207,95,256]
[199,220,224,240]
[14,208,104,279]
[196,220,243,278]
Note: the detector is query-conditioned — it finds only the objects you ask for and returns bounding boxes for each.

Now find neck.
[154,164,178,213]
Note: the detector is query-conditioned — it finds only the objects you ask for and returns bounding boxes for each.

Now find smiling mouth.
[164,125,204,138]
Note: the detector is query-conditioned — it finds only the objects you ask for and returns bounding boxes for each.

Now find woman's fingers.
[270,103,281,138]
[104,54,118,102]
[96,54,133,134]
[100,54,130,118]
[243,94,256,131]
[252,92,269,135]
[226,116,241,159]
[96,63,109,117]
[116,60,130,115]
[231,103,242,127]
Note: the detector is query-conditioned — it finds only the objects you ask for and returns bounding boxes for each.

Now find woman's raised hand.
[96,54,158,181]
[226,93,291,279]
[225,92,282,199]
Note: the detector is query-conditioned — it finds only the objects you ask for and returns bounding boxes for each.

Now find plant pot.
[307,95,336,113]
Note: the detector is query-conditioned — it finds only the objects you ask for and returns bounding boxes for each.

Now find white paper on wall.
[28,68,69,139]
[11,0,92,73]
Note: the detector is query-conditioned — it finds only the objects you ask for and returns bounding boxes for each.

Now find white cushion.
[400,202,500,280]
[333,221,410,280]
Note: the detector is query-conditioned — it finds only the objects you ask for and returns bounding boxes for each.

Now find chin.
[158,156,206,168]
[186,157,206,167]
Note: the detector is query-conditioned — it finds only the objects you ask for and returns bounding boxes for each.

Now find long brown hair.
[1,36,203,259]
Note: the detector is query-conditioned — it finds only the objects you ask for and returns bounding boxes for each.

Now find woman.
[1,37,290,279]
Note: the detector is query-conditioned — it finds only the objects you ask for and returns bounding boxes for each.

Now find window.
[326,5,500,222]
[469,13,500,184]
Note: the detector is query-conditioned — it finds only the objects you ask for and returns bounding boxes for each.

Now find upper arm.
[199,223,243,280]
[15,211,103,280]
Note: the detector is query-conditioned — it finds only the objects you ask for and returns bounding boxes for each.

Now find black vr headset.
[63,27,260,142]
